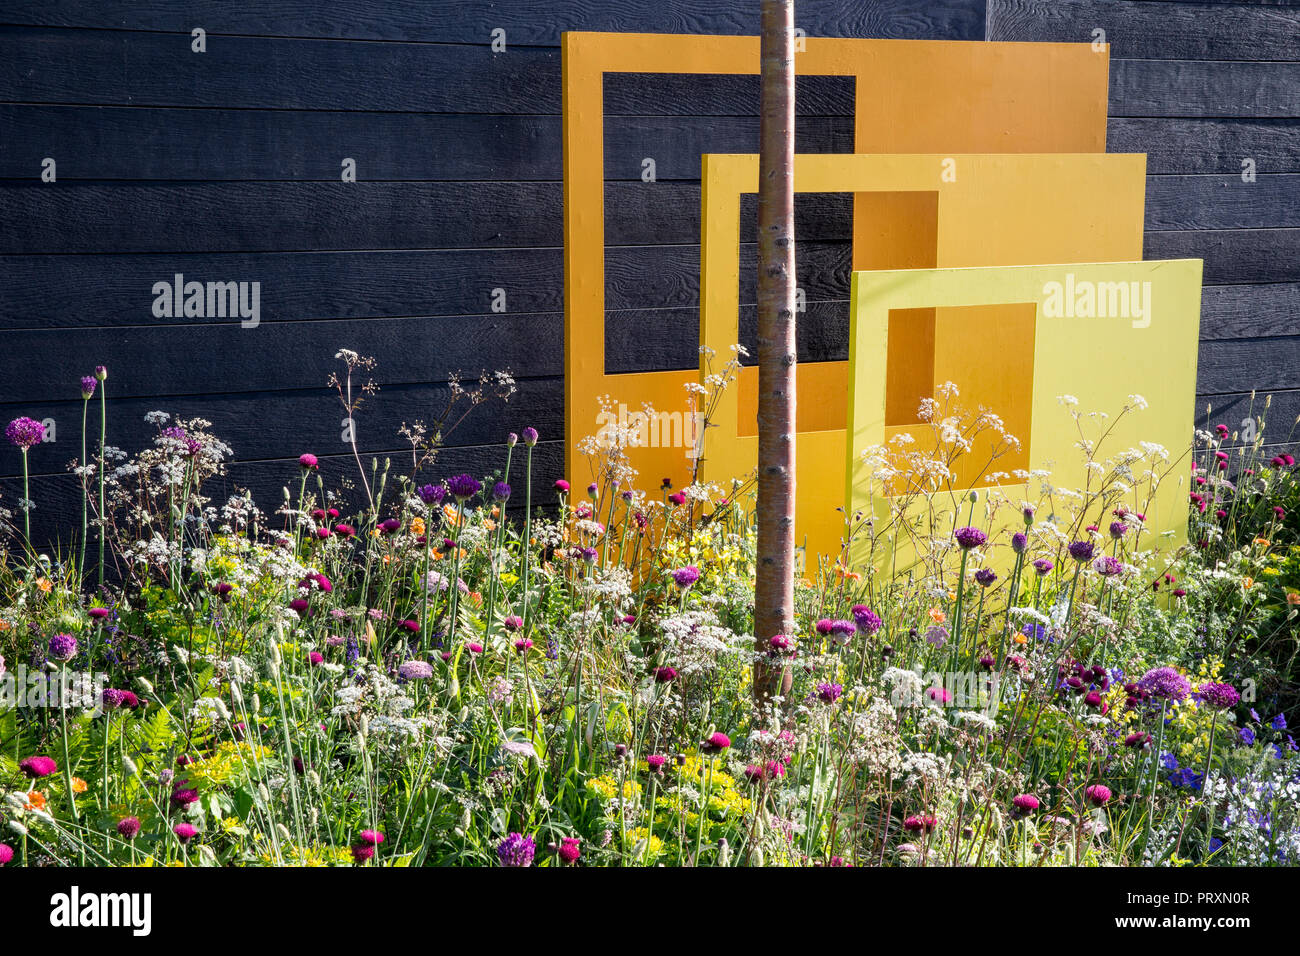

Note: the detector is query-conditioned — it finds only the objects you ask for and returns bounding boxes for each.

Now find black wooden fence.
[0,0,1295,550]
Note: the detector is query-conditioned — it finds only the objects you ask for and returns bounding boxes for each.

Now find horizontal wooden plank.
[1200,283,1300,339]
[1145,229,1300,284]
[4,440,566,556]
[1198,390,1300,449]
[989,0,1300,60]
[0,1,986,45]
[0,240,853,329]
[1145,174,1300,230]
[0,378,564,480]
[0,182,855,253]
[1197,336,1300,393]
[1109,118,1300,174]
[1111,60,1300,119]
[0,105,852,182]
[0,26,855,115]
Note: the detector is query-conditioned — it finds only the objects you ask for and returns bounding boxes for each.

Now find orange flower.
[35,577,52,594]
[410,516,426,537]
[928,607,947,624]
[24,790,47,811]
[1242,576,1255,590]
[442,504,460,525]
[70,777,88,794]
[484,519,496,532]
[1287,592,1300,607]
[468,591,483,606]
[1254,537,1271,548]
[1013,633,1028,645]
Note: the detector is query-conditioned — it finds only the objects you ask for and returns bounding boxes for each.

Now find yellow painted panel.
[696,153,1147,563]
[847,260,1203,571]
[563,33,1112,489]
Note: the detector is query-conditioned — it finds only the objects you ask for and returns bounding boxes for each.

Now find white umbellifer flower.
[189,696,231,724]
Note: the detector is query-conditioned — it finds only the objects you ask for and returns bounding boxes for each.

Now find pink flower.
[173,823,198,843]
[19,755,57,778]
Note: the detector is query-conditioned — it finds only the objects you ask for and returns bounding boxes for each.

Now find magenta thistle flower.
[503,614,523,632]
[308,651,324,667]
[117,816,142,839]
[87,606,110,620]
[47,632,78,662]
[1199,682,1240,711]
[903,814,938,834]
[1125,731,1151,749]
[555,479,570,494]
[298,453,319,470]
[172,822,198,843]
[954,526,987,550]
[514,638,534,654]
[557,836,581,864]
[20,755,57,778]
[359,829,385,846]
[5,417,45,450]
[497,832,536,867]
[1084,784,1112,807]
[0,843,12,865]
[702,732,731,754]
[815,618,834,635]
[652,666,678,683]
[170,787,199,809]
[646,753,668,772]
[351,843,375,863]
[1011,793,1040,815]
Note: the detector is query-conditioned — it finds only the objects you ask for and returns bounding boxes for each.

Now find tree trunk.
[754,0,797,704]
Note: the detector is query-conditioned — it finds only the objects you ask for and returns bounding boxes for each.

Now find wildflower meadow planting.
[3,0,1300,934]
[2,351,1298,873]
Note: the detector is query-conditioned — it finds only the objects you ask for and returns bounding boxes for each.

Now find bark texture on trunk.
[754,0,797,703]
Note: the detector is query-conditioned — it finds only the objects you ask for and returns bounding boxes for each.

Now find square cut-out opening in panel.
[883,302,1037,489]
[735,190,939,437]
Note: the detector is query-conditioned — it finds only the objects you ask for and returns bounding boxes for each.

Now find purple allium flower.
[816,682,843,704]
[522,427,539,447]
[1010,532,1028,554]
[1139,666,1191,702]
[1199,682,1241,711]
[702,732,731,754]
[102,688,125,711]
[1092,555,1124,577]
[20,755,57,778]
[0,843,13,865]
[851,604,883,635]
[298,453,319,470]
[672,565,701,588]
[417,483,446,506]
[47,633,78,663]
[1108,521,1129,539]
[815,618,834,635]
[954,526,988,550]
[973,568,998,588]
[1033,558,1054,576]
[1067,540,1095,563]
[557,837,581,864]
[117,816,142,839]
[1011,793,1040,815]
[95,365,107,381]
[399,660,434,680]
[497,832,536,867]
[446,474,482,501]
[80,376,97,400]
[173,823,197,843]
[1085,784,1112,807]
[492,481,511,502]
[5,417,45,450]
